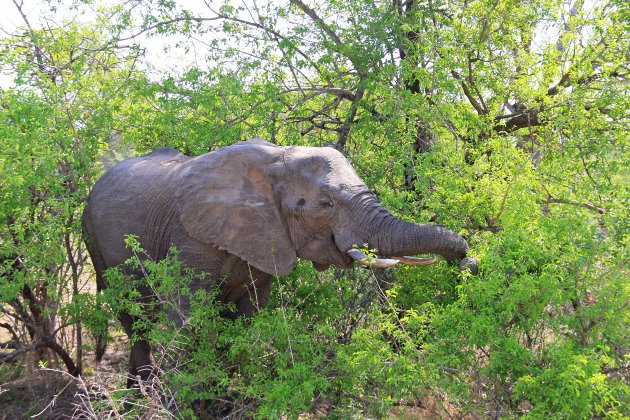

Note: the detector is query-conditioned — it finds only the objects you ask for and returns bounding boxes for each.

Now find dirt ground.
[0,336,130,419]
[1,369,82,419]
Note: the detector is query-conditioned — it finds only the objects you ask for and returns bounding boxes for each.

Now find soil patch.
[0,370,80,419]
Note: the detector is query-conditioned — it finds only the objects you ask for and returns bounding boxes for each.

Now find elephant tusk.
[347,249,400,269]
[395,256,438,266]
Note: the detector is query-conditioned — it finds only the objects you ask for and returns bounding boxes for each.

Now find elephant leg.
[127,338,157,389]
[234,275,272,317]
[119,312,157,389]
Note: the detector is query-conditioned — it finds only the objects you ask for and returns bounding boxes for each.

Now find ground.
[0,335,129,419]
[1,369,80,419]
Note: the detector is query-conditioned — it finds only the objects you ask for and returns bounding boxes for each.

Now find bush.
[89,228,628,418]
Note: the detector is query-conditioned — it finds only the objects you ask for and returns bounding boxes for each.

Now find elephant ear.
[177,139,296,276]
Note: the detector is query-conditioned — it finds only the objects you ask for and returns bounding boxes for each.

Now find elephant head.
[176,138,477,276]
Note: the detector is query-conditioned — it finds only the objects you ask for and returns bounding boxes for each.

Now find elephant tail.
[94,273,107,363]
[82,207,109,362]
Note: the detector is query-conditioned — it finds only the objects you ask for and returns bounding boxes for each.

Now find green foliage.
[514,344,629,419]
[103,244,443,417]
[102,243,331,418]
[1,0,628,417]
[0,7,147,374]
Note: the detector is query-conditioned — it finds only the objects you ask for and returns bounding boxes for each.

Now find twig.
[544,197,605,215]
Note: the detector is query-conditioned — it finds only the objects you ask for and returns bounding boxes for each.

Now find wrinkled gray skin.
[83,138,477,386]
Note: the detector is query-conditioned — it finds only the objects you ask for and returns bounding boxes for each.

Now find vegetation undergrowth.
[71,232,626,418]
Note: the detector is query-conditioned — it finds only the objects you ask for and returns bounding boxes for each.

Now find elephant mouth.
[330,234,355,267]
[297,234,354,271]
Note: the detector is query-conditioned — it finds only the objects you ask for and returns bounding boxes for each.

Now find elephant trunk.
[341,196,477,273]
[371,215,469,262]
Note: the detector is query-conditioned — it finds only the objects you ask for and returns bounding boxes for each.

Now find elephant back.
[85,148,190,267]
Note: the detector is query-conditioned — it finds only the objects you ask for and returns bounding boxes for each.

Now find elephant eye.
[320,199,334,208]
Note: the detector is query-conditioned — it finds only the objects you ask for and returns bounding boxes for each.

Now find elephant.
[82,138,477,386]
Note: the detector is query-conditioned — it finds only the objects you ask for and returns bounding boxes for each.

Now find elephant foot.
[127,363,160,388]
[192,394,237,418]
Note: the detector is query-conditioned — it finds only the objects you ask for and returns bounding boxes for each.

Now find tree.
[0,2,143,374]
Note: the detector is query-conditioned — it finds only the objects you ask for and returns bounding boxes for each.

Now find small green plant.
[99,237,231,416]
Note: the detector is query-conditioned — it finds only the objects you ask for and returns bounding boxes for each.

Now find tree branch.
[451,70,486,115]
[336,85,365,151]
[543,197,605,215]
[493,108,541,134]
[0,336,79,375]
[289,0,343,47]
[116,16,222,42]
[0,340,47,363]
